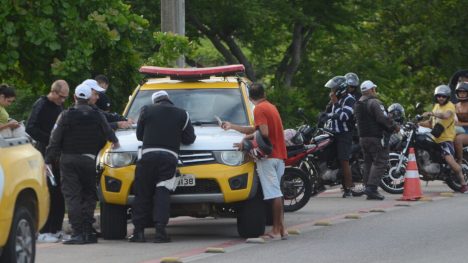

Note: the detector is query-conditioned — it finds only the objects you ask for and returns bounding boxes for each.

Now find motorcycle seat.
[286,145,306,158]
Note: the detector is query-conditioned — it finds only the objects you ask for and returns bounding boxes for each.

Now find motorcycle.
[281,110,364,212]
[380,115,468,194]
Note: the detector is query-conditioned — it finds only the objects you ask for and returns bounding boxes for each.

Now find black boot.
[154,224,171,243]
[84,224,98,244]
[364,185,385,200]
[128,228,146,243]
[63,233,86,245]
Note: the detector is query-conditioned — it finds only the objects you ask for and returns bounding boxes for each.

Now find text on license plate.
[178,174,196,187]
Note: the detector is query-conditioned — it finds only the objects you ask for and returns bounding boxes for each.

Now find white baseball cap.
[75,84,92,99]
[151,90,169,103]
[360,80,377,92]
[82,79,105,92]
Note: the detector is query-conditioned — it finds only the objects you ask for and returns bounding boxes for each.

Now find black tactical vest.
[354,98,384,138]
[61,108,107,154]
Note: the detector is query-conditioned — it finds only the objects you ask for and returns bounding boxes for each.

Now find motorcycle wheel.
[281,167,312,212]
[380,153,406,194]
[446,157,468,192]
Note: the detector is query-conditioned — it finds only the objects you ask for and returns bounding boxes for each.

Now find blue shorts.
[255,158,285,200]
[440,141,455,156]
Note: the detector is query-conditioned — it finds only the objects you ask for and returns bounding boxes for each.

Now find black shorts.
[334,131,353,161]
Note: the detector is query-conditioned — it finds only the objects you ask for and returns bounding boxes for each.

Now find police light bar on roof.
[139,65,245,80]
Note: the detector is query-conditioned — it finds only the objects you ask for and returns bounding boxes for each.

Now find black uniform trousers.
[60,154,97,234]
[132,151,177,229]
[36,141,65,234]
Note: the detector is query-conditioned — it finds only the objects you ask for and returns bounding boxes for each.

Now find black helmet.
[434,84,451,103]
[456,82,468,101]
[388,103,405,124]
[345,72,359,87]
[242,131,273,159]
[325,76,348,98]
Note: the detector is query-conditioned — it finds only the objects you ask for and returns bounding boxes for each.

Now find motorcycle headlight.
[213,151,246,166]
[103,152,136,168]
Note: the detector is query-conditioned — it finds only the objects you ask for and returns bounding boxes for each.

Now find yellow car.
[98,65,268,239]
[0,135,49,263]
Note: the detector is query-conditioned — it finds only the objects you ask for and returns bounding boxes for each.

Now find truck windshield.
[126,89,249,125]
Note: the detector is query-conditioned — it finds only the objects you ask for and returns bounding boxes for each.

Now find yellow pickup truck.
[0,135,49,263]
[98,65,268,239]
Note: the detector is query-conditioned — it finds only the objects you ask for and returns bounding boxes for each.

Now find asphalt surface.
[36,182,468,263]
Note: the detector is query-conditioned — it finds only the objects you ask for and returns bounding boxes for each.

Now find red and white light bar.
[139,64,245,80]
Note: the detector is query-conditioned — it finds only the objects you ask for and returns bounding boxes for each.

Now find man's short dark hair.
[248,83,265,101]
[95,74,109,85]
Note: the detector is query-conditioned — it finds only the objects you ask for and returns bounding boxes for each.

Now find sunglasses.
[55,91,68,100]
[435,95,448,98]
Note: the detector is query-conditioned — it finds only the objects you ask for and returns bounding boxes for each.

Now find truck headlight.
[103,152,136,168]
[213,151,245,166]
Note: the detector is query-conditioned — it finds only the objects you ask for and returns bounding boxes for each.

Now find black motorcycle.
[380,115,468,194]
[281,110,364,212]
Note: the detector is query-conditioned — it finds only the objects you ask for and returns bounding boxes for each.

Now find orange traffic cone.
[399,147,423,201]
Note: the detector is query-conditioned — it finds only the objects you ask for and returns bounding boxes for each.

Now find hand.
[221,121,232,131]
[329,92,338,103]
[422,112,433,118]
[127,118,135,124]
[111,142,120,149]
[8,120,20,129]
[233,142,243,151]
[117,121,132,129]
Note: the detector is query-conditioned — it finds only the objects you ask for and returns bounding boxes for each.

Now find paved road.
[36,182,467,263]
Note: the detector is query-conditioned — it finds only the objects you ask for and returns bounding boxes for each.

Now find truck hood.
[112,126,244,152]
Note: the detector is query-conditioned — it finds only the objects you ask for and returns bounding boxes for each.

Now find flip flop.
[260,233,281,241]
[281,233,289,240]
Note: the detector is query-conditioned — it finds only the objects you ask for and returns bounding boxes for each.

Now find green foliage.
[146,32,194,67]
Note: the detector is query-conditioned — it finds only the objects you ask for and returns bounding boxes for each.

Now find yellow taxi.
[98,65,268,239]
[0,135,49,262]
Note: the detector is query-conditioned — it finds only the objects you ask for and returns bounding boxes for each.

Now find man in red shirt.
[222,83,287,240]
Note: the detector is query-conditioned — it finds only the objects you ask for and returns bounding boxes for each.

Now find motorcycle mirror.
[415,102,423,110]
[297,108,305,115]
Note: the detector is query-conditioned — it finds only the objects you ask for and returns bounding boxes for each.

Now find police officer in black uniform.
[354,80,399,200]
[129,90,196,243]
[45,84,119,244]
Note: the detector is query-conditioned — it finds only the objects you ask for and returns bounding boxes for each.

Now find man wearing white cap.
[354,80,399,200]
[128,90,196,243]
[82,79,133,129]
[45,84,119,244]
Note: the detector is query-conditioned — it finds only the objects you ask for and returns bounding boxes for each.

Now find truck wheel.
[237,195,266,238]
[1,206,35,263]
[100,202,127,240]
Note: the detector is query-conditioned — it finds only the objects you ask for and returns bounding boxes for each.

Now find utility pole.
[161,0,185,67]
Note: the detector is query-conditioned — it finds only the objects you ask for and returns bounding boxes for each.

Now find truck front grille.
[179,151,215,166]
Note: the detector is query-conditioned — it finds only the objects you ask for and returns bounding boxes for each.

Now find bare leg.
[270,197,284,236]
[444,154,467,186]
[455,134,468,164]
[341,160,353,189]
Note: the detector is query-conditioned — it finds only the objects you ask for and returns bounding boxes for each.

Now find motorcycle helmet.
[242,131,273,159]
[455,82,468,101]
[345,72,360,88]
[325,76,348,98]
[387,103,405,124]
[434,85,451,103]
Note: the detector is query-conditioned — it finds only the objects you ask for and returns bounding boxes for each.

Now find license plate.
[178,174,196,187]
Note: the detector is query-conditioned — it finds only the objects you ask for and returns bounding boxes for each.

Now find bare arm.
[221,121,256,135]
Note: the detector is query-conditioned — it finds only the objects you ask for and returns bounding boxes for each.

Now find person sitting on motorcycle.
[420,84,467,193]
[324,76,362,197]
[345,72,361,101]
[454,82,468,164]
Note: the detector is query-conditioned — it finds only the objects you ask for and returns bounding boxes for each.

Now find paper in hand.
[214,115,223,127]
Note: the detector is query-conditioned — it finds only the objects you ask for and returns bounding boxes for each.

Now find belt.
[141,148,178,159]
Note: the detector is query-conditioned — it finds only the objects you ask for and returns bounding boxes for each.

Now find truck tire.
[100,202,127,240]
[237,194,266,238]
[1,206,35,263]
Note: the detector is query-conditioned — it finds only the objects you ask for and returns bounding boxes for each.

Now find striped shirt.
[329,93,356,133]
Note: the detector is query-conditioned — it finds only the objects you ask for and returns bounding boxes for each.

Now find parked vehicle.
[380,115,468,194]
[0,135,49,263]
[98,65,269,239]
[280,111,364,212]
